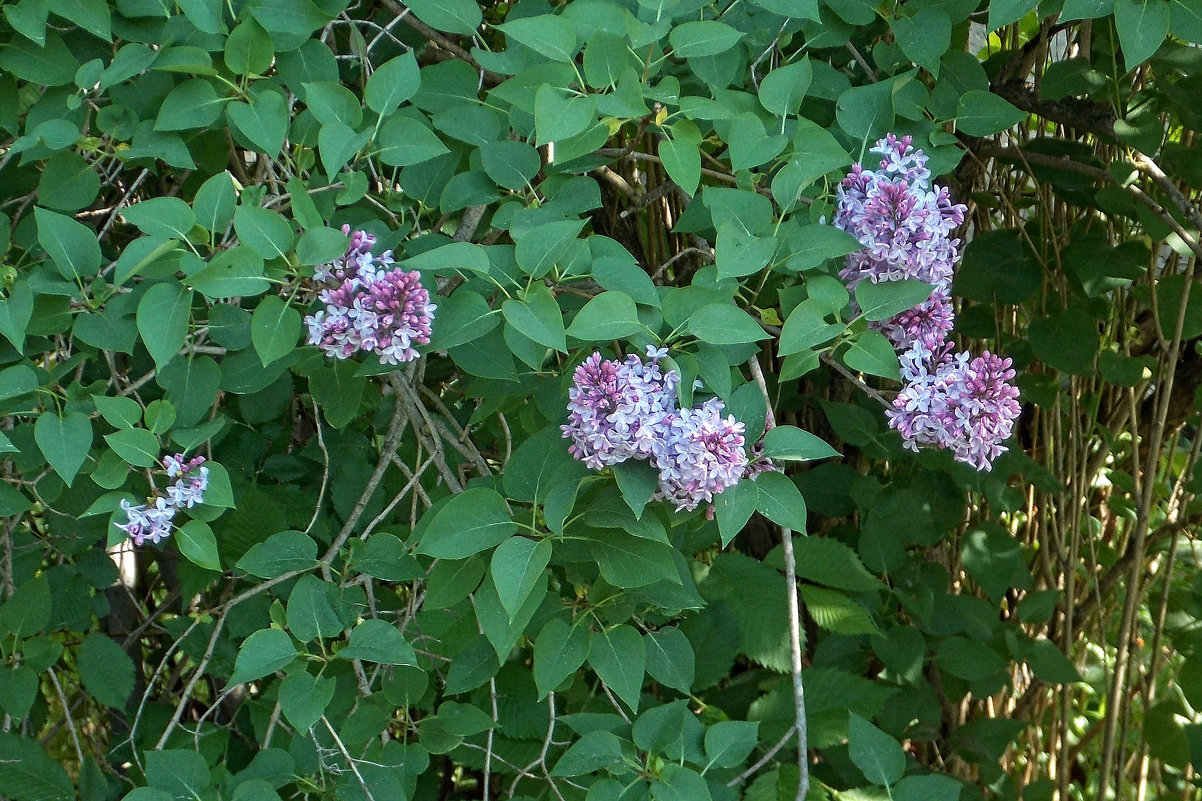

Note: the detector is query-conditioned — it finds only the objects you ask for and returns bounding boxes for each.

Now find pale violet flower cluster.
[835,135,1020,471]
[117,453,209,546]
[834,133,965,352]
[304,226,436,365]
[562,347,752,511]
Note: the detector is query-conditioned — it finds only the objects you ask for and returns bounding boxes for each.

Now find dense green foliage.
[3,1,1202,800]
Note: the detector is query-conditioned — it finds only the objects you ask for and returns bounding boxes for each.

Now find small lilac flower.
[655,399,749,512]
[305,231,436,365]
[166,462,209,509]
[117,497,176,546]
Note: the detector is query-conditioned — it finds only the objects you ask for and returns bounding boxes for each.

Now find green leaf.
[716,224,776,280]
[1025,637,1082,684]
[802,585,878,634]
[365,52,420,114]
[688,303,770,344]
[0,31,78,85]
[124,197,195,240]
[659,134,702,196]
[715,479,759,547]
[193,171,238,237]
[855,279,935,322]
[227,90,289,157]
[892,9,952,75]
[670,20,743,57]
[591,533,681,588]
[145,749,211,800]
[225,19,274,75]
[589,625,645,711]
[480,140,541,191]
[252,295,301,368]
[35,207,101,279]
[287,574,344,641]
[234,205,295,260]
[491,536,552,622]
[1029,307,1098,375]
[188,247,270,299]
[177,519,221,571]
[93,395,142,429]
[514,218,585,278]
[4,0,48,46]
[0,734,74,801]
[534,617,590,696]
[0,666,37,720]
[759,58,812,117]
[567,291,643,340]
[645,627,695,693]
[791,536,883,592]
[836,80,896,142]
[550,730,624,776]
[309,360,366,428]
[786,224,863,272]
[614,460,659,519]
[1115,0,1170,68]
[302,81,362,127]
[103,427,159,468]
[34,411,92,485]
[0,575,49,638]
[893,775,964,801]
[417,487,516,559]
[37,151,100,212]
[753,471,807,530]
[705,720,759,768]
[762,425,840,461]
[535,85,597,145]
[237,530,318,578]
[428,291,498,350]
[986,0,1040,29]
[499,15,579,62]
[318,121,371,177]
[843,330,901,381]
[229,628,298,684]
[0,280,33,350]
[405,0,482,34]
[502,287,566,352]
[377,116,451,167]
[155,78,225,131]
[956,90,1027,136]
[77,633,135,708]
[338,618,418,665]
[849,713,905,786]
[278,672,335,732]
[136,282,192,369]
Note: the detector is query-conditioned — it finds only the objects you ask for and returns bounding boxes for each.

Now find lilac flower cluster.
[834,134,965,352]
[835,135,1021,471]
[117,453,209,546]
[304,226,437,365]
[562,347,753,511]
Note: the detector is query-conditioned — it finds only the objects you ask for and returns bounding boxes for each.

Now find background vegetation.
[2,0,1202,800]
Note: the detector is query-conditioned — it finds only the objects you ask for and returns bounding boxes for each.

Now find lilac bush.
[836,136,1021,471]
[305,226,436,364]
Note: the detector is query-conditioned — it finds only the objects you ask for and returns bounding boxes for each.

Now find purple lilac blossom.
[563,346,756,511]
[117,497,177,547]
[655,399,750,512]
[887,345,1022,471]
[561,347,680,470]
[116,452,210,545]
[834,134,966,352]
[305,229,436,365]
